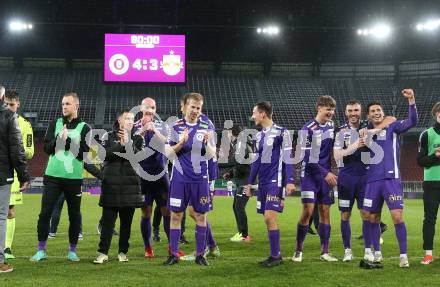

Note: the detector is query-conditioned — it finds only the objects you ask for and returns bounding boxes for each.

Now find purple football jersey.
[247,123,295,187]
[167,118,213,183]
[299,119,335,178]
[366,105,417,183]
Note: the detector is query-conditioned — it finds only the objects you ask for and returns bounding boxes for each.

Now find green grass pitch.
[2,195,440,287]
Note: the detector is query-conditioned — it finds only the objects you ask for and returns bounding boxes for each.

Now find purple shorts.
[337,174,366,212]
[256,183,285,214]
[168,180,210,213]
[300,174,334,205]
[363,179,404,213]
[141,176,169,207]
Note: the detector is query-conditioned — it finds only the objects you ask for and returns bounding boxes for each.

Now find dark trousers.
[98,206,135,255]
[49,192,83,234]
[37,179,82,245]
[309,204,319,230]
[152,204,162,231]
[233,186,249,237]
[423,181,440,250]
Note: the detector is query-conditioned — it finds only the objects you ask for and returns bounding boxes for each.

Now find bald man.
[134,98,184,258]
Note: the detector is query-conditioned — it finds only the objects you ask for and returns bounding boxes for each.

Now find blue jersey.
[134,119,168,176]
[334,121,368,176]
[247,123,295,187]
[167,118,213,183]
[366,105,417,183]
[299,119,335,178]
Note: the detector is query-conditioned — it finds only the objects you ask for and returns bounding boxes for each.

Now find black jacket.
[0,102,30,186]
[43,116,102,184]
[220,135,253,186]
[417,122,440,173]
[99,126,144,208]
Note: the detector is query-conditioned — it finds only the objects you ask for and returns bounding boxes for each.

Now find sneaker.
[205,246,221,258]
[163,255,179,266]
[167,247,186,258]
[260,256,282,267]
[179,235,189,244]
[421,255,433,265]
[400,257,409,268]
[30,250,47,262]
[153,230,161,242]
[308,227,317,235]
[320,253,338,262]
[373,253,383,263]
[118,253,129,262]
[93,253,108,264]
[78,233,83,241]
[359,259,383,269]
[195,255,209,266]
[364,251,374,262]
[180,253,196,261]
[67,251,80,262]
[0,263,13,273]
[97,224,102,235]
[4,248,15,260]
[242,235,252,242]
[343,249,353,262]
[229,232,242,242]
[48,233,56,239]
[144,246,154,258]
[292,251,303,262]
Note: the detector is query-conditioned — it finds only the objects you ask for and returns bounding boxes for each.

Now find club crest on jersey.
[379,130,386,137]
[267,138,274,146]
[196,133,204,141]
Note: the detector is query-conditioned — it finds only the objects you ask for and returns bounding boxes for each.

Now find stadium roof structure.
[0,0,439,63]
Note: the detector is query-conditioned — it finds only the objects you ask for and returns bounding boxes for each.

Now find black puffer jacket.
[0,103,30,186]
[99,126,144,208]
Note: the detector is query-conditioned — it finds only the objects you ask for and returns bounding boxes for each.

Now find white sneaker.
[343,249,353,262]
[320,253,338,262]
[400,257,409,268]
[373,252,383,263]
[229,232,242,242]
[364,251,374,262]
[292,251,303,262]
[118,253,128,262]
[93,253,108,264]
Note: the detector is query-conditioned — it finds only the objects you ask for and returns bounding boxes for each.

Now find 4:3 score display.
[132,59,158,71]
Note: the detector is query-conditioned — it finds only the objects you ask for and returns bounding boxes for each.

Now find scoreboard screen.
[104,34,185,83]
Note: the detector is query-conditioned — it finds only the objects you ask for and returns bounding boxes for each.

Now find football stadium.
[0,1,440,286]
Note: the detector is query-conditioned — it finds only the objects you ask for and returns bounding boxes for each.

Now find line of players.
[1,87,418,269]
[244,90,417,268]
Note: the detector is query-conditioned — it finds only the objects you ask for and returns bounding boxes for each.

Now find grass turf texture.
[1,195,440,287]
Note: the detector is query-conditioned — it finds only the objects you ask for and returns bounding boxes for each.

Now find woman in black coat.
[94,108,144,264]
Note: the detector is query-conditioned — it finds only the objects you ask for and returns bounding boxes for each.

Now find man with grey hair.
[0,86,30,272]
